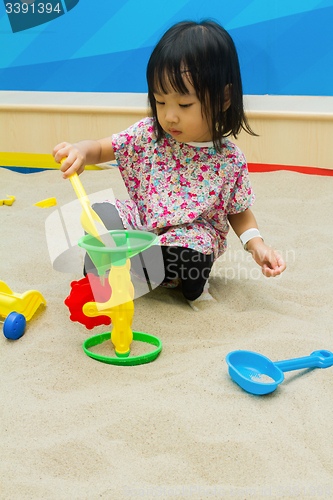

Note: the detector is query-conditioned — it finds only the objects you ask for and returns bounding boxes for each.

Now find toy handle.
[274,350,333,372]
[69,173,90,203]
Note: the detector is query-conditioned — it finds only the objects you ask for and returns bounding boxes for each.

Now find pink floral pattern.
[111,117,255,259]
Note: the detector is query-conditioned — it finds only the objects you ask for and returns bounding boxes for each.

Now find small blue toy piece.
[3,311,26,340]
[226,349,333,395]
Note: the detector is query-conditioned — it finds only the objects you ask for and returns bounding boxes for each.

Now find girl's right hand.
[53,142,86,179]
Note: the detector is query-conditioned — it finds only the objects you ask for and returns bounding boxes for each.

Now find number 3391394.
[5,3,61,14]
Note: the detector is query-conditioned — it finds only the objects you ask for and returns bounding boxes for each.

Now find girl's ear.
[223,84,232,111]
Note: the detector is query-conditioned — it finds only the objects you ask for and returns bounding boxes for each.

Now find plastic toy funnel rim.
[78,230,158,273]
[79,229,157,253]
[83,330,162,365]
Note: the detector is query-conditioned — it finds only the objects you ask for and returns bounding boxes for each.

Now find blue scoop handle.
[274,350,333,372]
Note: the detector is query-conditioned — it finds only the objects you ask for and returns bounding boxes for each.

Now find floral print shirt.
[111,117,255,260]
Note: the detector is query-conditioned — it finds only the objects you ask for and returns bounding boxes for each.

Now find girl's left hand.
[247,241,286,277]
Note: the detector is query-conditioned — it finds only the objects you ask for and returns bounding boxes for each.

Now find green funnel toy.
[75,230,162,365]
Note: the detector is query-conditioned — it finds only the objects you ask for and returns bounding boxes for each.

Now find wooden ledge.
[1,92,333,120]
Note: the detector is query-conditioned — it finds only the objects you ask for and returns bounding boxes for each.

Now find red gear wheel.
[64,273,112,330]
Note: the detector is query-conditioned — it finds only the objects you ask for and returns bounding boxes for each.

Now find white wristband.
[239,228,263,251]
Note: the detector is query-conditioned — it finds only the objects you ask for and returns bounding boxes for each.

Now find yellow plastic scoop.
[70,173,117,248]
[60,159,115,247]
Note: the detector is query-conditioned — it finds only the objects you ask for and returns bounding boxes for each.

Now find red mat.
[248,163,333,176]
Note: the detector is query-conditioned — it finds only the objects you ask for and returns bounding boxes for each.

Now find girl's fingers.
[62,158,82,179]
[262,260,285,277]
[55,151,69,165]
[53,142,69,159]
[260,250,287,277]
[274,252,287,273]
[59,156,70,173]
[262,264,275,277]
[53,144,85,178]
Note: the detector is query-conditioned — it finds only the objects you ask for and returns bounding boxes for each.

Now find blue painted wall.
[0,0,332,95]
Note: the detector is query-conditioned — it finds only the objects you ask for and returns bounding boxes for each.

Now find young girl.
[53,20,286,310]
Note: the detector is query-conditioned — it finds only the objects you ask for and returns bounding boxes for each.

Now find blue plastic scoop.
[225,349,333,395]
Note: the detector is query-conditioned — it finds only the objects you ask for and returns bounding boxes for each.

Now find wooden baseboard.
[1,93,332,170]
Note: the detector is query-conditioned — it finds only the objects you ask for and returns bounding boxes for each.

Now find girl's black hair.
[147,20,256,151]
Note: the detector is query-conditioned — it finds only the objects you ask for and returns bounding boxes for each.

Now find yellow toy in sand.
[34,197,57,208]
[0,280,46,339]
[0,195,15,206]
[82,259,134,357]
[0,280,46,321]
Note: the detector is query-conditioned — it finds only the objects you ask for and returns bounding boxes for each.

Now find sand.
[1,166,333,500]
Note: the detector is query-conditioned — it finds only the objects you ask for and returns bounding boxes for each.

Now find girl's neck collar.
[164,130,224,148]
[184,140,215,148]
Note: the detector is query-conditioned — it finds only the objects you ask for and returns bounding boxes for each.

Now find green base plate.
[83,331,162,366]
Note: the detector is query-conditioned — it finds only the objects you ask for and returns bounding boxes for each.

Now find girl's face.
[153,77,212,143]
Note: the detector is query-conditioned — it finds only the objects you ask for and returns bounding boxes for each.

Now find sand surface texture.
[1,167,332,500]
